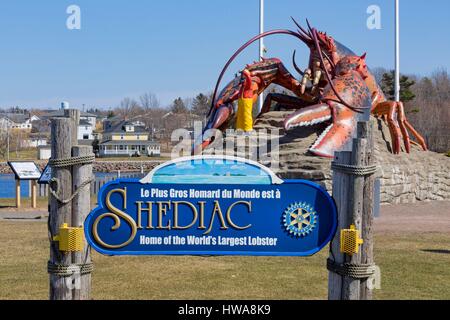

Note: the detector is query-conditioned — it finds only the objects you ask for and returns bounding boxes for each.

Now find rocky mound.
[220,111,449,205]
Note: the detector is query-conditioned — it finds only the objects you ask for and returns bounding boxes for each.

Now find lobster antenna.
[292,50,304,76]
[306,19,314,36]
[311,27,367,113]
[296,30,312,43]
[291,17,312,40]
[304,18,335,67]
[322,51,336,69]
[307,19,333,54]
[307,19,331,53]
[208,29,309,117]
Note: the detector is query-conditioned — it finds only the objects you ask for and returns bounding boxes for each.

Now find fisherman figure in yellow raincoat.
[236,69,257,133]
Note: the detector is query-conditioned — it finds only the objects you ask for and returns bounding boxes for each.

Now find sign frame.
[85,156,338,257]
[85,178,338,257]
[7,161,42,181]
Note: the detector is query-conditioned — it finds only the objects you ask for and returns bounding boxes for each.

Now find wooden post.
[72,145,93,300]
[360,123,375,300]
[328,122,376,300]
[49,109,93,300]
[64,109,80,145]
[342,124,367,300]
[31,180,37,209]
[49,117,75,300]
[15,179,21,209]
[328,151,351,300]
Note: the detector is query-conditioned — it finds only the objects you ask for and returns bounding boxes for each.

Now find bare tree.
[406,68,450,152]
[371,67,388,84]
[0,130,7,159]
[140,92,160,111]
[116,97,142,119]
[183,97,193,111]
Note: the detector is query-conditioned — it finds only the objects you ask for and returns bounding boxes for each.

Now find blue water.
[0,174,32,198]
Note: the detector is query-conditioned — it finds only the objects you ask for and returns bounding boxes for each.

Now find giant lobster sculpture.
[193,18,427,158]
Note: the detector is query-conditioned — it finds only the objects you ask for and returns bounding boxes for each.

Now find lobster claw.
[284,103,356,158]
[192,103,235,155]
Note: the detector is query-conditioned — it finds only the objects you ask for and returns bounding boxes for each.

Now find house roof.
[103,120,149,134]
[42,110,98,119]
[0,116,13,124]
[79,119,92,126]
[0,113,31,124]
[104,115,123,122]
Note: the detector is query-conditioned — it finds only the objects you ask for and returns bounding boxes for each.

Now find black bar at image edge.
[0,300,447,317]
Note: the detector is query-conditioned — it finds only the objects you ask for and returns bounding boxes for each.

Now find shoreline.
[0,160,164,174]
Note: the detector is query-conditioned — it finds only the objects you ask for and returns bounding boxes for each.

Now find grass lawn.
[1,149,38,162]
[0,197,49,210]
[0,220,449,300]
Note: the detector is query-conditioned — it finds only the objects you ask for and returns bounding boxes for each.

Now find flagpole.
[258,0,265,113]
[395,0,400,102]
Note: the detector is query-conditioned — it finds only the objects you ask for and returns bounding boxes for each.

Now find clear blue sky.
[0,0,448,109]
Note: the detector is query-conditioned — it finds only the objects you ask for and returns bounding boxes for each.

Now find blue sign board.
[85,156,338,257]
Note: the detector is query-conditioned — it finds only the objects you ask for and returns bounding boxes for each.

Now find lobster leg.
[373,101,403,154]
[404,120,428,151]
[373,101,428,154]
[396,101,411,153]
[397,102,428,151]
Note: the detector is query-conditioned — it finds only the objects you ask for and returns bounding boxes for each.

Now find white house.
[23,133,48,148]
[79,119,95,141]
[37,146,52,160]
[0,117,12,131]
[0,114,39,130]
[43,102,97,142]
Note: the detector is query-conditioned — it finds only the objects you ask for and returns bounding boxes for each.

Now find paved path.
[0,210,48,220]
[374,200,450,233]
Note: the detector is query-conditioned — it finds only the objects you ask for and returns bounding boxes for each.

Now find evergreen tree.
[171,97,188,114]
[191,93,211,117]
[380,71,416,102]
[107,110,115,118]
